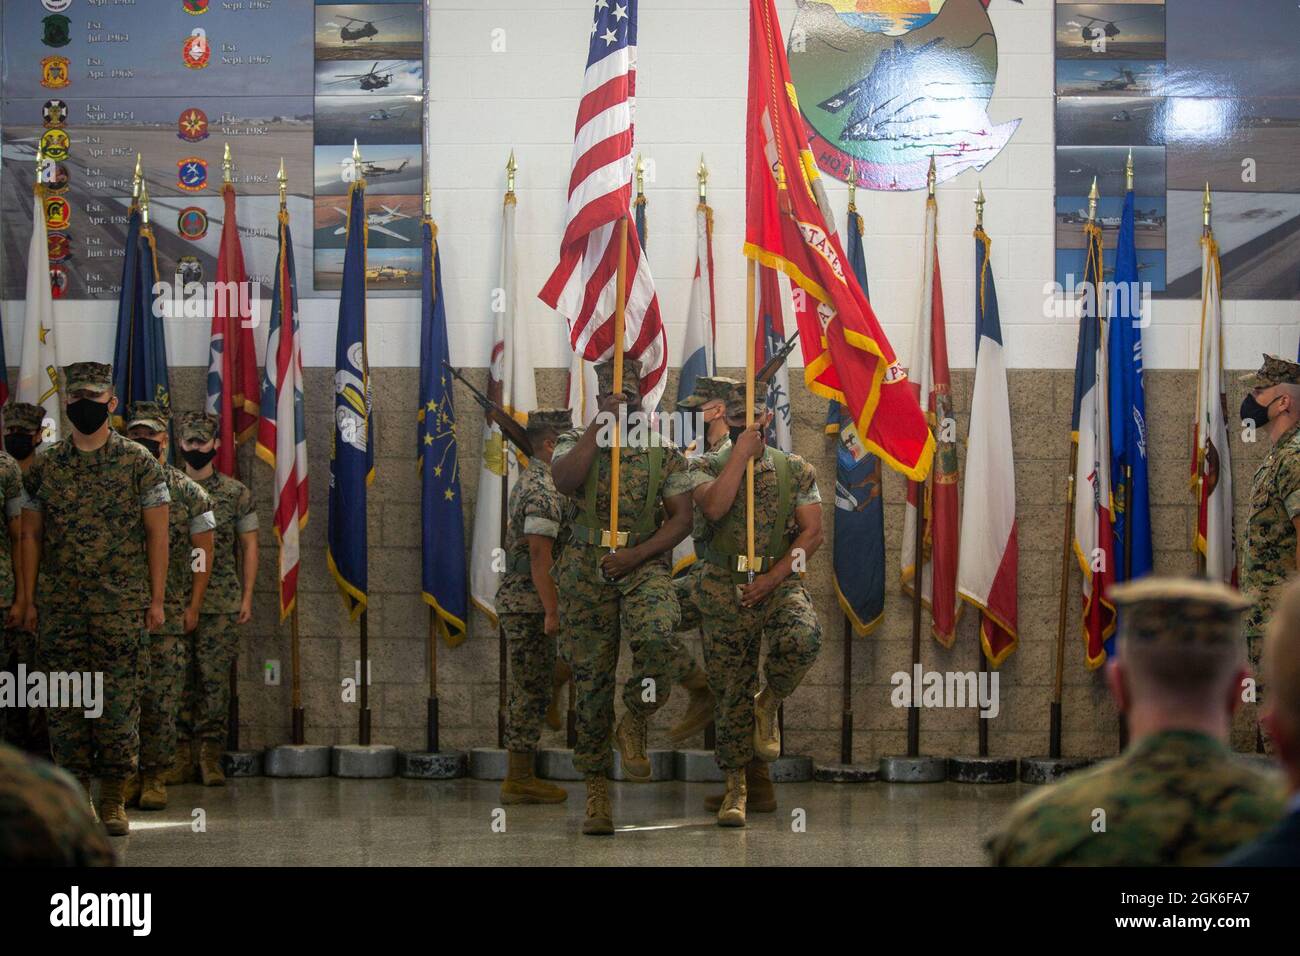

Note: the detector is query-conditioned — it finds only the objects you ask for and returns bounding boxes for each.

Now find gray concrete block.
[263,744,332,778]
[537,748,584,781]
[469,747,509,780]
[331,744,398,778]
[1019,755,1093,785]
[813,762,880,783]
[674,748,724,782]
[769,755,814,782]
[879,755,947,783]
[221,750,263,778]
[946,755,1018,784]
[398,750,467,779]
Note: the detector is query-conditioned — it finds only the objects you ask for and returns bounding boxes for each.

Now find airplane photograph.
[313,194,422,250]
[315,245,419,293]
[315,94,422,145]
[315,59,423,97]
[316,3,423,61]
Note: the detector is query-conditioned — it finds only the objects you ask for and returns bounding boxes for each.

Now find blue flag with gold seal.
[327,179,374,621]
[420,218,468,644]
[112,203,171,434]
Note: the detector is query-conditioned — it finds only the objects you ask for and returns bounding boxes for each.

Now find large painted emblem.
[788,0,1021,191]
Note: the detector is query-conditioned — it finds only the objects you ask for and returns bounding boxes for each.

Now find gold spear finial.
[139,178,151,225]
[975,181,986,229]
[1088,176,1099,223]
[223,142,233,185]
[847,163,857,212]
[1203,182,1212,231]
[1125,147,1134,193]
[635,152,645,197]
[35,141,45,188]
[506,149,517,197]
[927,155,936,198]
[423,168,431,218]
[277,157,287,211]
[697,153,708,204]
[132,153,143,201]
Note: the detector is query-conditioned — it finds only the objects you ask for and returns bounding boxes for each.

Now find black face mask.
[1240,393,1281,429]
[66,399,109,435]
[133,437,163,460]
[182,447,217,470]
[4,433,37,460]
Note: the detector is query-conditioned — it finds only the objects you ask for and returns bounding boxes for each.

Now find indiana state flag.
[1108,188,1153,601]
[420,219,468,645]
[112,203,171,430]
[327,180,374,621]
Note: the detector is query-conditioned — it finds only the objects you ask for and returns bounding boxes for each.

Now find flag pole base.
[331,743,397,778]
[608,749,676,782]
[768,754,814,783]
[674,749,725,783]
[220,750,263,778]
[946,755,1018,784]
[1019,755,1093,785]
[291,708,305,746]
[398,749,466,779]
[469,747,510,781]
[879,755,947,783]
[264,744,332,778]
[536,748,584,781]
[813,761,880,783]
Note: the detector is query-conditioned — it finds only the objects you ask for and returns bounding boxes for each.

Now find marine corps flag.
[18,172,60,439]
[1193,227,1236,586]
[744,0,932,480]
[900,187,959,646]
[326,179,374,621]
[420,219,468,644]
[112,201,171,429]
[207,181,261,477]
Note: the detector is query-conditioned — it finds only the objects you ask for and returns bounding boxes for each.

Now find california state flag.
[19,179,61,440]
[469,191,537,623]
[1193,232,1236,586]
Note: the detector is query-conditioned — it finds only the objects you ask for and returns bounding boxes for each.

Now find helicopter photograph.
[313,143,423,197]
[1056,3,1165,60]
[1056,95,1164,146]
[315,59,424,96]
[1055,59,1165,97]
[316,3,423,61]
[315,94,422,145]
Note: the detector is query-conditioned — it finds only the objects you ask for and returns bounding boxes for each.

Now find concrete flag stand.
[399,614,467,779]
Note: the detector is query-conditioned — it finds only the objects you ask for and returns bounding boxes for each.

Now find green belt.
[569,524,653,547]
[698,446,794,584]
[698,541,779,581]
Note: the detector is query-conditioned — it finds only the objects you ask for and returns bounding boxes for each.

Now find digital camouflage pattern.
[195,471,257,614]
[0,451,23,608]
[1242,422,1300,751]
[691,447,822,770]
[497,457,568,616]
[551,427,696,776]
[182,612,239,742]
[988,731,1286,866]
[502,613,557,752]
[39,611,147,778]
[139,633,186,773]
[4,401,47,433]
[1,627,50,754]
[23,429,170,613]
[0,743,114,866]
[160,466,215,633]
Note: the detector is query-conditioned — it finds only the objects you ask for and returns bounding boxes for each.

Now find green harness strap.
[700,447,794,577]
[572,438,665,545]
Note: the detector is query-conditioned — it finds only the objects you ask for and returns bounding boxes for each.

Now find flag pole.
[494,153,518,749]
[974,183,989,760]
[420,175,442,754]
[610,216,629,550]
[224,142,242,752]
[1196,182,1212,579]
[354,139,373,749]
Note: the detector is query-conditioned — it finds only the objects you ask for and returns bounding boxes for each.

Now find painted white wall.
[2,0,1295,371]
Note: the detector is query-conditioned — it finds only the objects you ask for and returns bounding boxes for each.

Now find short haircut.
[1119,633,1244,709]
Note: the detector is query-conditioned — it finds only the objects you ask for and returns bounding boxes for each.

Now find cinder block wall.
[165,362,1267,764]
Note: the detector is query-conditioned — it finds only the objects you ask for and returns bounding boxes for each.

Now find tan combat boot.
[139,772,168,811]
[122,771,141,808]
[753,686,781,762]
[704,759,777,813]
[668,667,715,743]
[582,775,614,835]
[162,742,188,785]
[717,768,747,827]
[97,778,130,836]
[198,740,226,787]
[614,710,651,779]
[77,777,98,822]
[500,751,568,805]
[545,661,571,731]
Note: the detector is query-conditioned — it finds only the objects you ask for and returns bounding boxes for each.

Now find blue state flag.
[112,206,171,434]
[419,219,468,644]
[327,181,374,620]
[830,203,886,633]
[1107,189,1153,603]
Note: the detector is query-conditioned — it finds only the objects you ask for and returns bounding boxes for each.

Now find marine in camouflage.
[0,742,114,866]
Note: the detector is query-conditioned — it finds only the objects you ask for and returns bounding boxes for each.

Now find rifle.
[755,330,800,390]
[442,361,534,458]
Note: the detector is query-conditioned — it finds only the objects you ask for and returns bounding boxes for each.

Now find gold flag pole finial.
[506,149,517,198]
[1203,182,1212,232]
[635,152,645,198]
[1125,148,1134,193]
[223,143,233,185]
[927,155,936,199]
[132,153,143,201]
[277,158,288,211]
[847,163,858,213]
[352,139,362,183]
[423,171,431,218]
[975,181,986,229]
[1088,176,1099,223]
[697,154,708,204]
[35,142,45,186]
[139,178,151,226]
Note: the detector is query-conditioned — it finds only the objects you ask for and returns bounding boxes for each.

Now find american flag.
[539,0,667,410]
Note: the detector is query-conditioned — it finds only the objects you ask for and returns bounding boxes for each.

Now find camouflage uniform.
[1240,355,1300,753]
[988,578,1287,866]
[499,439,569,753]
[551,367,696,777]
[0,742,114,866]
[24,365,170,779]
[178,414,257,744]
[691,411,822,771]
[1,402,49,755]
[128,402,216,775]
[0,451,25,747]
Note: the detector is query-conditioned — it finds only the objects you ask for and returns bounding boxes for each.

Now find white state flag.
[469,196,538,623]
[19,182,61,441]
[1195,235,1235,585]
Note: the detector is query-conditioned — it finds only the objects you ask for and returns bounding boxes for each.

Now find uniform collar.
[1126,728,1230,760]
